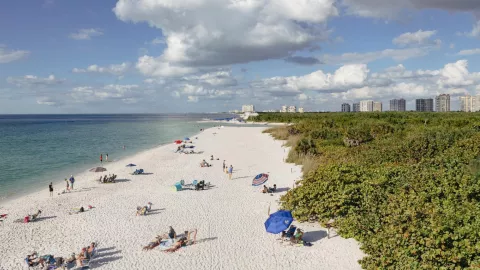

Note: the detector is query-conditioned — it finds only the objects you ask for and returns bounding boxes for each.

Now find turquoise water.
[0,114,230,201]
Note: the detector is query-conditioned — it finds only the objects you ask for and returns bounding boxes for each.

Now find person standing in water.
[106,153,108,162]
[49,182,53,197]
[100,154,103,164]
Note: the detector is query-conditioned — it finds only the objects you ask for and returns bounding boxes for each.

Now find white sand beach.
[0,127,363,270]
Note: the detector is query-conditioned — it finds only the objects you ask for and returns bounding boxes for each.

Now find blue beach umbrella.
[184,137,190,141]
[252,173,269,186]
[264,210,293,234]
[126,163,136,167]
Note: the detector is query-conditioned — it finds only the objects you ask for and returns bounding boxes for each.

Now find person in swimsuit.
[143,236,162,251]
[163,229,197,253]
[49,183,53,197]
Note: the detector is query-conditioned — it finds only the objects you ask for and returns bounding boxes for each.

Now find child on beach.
[49,182,53,197]
[106,153,108,162]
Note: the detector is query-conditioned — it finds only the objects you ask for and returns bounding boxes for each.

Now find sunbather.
[290,229,304,244]
[262,185,268,193]
[87,242,96,256]
[281,225,297,239]
[163,229,197,253]
[143,236,162,251]
[162,226,176,239]
[31,210,41,220]
[25,252,40,267]
[269,184,277,193]
[76,247,88,267]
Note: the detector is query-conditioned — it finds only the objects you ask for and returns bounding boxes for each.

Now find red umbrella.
[174,140,182,144]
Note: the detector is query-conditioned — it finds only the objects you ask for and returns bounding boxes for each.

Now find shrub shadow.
[303,230,327,242]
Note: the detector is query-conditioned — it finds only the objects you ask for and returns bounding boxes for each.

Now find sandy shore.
[0,127,363,270]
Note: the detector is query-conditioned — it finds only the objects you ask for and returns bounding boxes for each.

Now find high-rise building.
[435,94,450,112]
[360,100,374,112]
[280,105,287,113]
[298,107,304,113]
[352,103,360,112]
[241,104,255,113]
[460,95,476,112]
[341,103,351,112]
[373,102,382,112]
[288,106,296,113]
[390,99,406,111]
[416,99,434,112]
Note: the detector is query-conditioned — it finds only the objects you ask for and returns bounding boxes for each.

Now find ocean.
[0,114,231,201]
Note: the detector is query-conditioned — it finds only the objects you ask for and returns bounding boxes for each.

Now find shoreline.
[0,126,363,270]
[0,128,205,205]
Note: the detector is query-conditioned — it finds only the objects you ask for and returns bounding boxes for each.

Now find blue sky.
[1,0,480,113]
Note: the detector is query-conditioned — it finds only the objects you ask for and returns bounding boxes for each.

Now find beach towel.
[158,239,174,250]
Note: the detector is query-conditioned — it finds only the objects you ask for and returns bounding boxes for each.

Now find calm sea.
[0,114,231,201]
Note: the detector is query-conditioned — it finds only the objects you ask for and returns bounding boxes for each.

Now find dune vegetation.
[252,112,480,269]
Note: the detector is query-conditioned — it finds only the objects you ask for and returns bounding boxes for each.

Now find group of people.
[26,242,97,268]
[200,159,211,167]
[143,226,198,253]
[99,174,117,183]
[100,153,108,163]
[222,161,234,180]
[262,184,277,194]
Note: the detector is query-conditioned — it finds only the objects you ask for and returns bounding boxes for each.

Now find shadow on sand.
[34,216,57,222]
[92,247,122,267]
[195,237,218,244]
[114,179,131,183]
[303,230,327,242]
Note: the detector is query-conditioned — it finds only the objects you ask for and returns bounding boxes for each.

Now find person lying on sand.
[143,236,162,251]
[76,247,89,267]
[87,242,96,255]
[163,229,197,253]
[25,252,39,267]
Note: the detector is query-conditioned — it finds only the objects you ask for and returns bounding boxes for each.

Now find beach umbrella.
[174,140,182,144]
[89,167,107,173]
[252,173,269,186]
[264,210,293,234]
[126,163,136,167]
[184,137,190,141]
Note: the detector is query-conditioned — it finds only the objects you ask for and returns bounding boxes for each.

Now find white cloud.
[187,96,199,103]
[392,30,438,46]
[466,20,480,38]
[136,55,197,77]
[7,74,65,87]
[69,28,103,40]
[37,96,60,106]
[0,45,30,63]
[322,47,429,64]
[70,84,142,103]
[457,48,480,56]
[183,70,237,87]
[114,0,338,77]
[72,62,130,76]
[252,64,369,96]
[148,37,165,45]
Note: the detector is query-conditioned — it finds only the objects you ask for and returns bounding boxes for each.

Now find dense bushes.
[253,112,480,269]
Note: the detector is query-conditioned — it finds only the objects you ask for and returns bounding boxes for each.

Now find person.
[106,153,108,162]
[164,229,197,253]
[31,210,42,220]
[65,179,70,192]
[262,185,268,193]
[49,182,53,197]
[100,154,103,164]
[87,242,96,256]
[210,155,214,161]
[76,248,88,267]
[228,165,233,180]
[143,236,162,250]
[69,175,75,190]
[222,160,226,171]
[268,184,277,193]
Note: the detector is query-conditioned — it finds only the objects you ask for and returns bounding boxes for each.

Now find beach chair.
[173,183,183,192]
[280,225,297,241]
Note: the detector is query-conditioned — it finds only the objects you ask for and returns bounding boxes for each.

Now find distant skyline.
[1,0,480,113]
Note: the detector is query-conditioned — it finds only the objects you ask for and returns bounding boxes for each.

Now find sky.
[0,0,480,113]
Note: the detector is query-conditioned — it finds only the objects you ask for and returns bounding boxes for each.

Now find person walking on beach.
[49,182,53,197]
[228,165,233,180]
[100,154,103,164]
[69,175,75,190]
[65,179,70,192]
[106,153,108,162]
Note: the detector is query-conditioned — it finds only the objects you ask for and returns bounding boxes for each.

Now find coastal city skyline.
[1,1,480,114]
